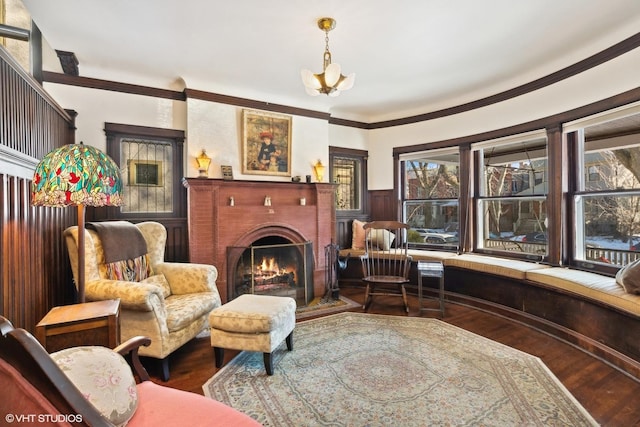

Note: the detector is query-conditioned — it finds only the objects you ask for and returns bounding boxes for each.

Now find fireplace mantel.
[183,178,336,302]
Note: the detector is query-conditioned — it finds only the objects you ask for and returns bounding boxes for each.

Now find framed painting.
[221,165,234,180]
[127,159,163,186]
[242,109,292,176]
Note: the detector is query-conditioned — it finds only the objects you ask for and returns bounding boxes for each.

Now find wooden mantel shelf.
[183,178,336,302]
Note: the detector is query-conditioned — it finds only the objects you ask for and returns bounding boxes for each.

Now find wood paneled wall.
[369,190,395,221]
[334,189,395,251]
[0,47,76,332]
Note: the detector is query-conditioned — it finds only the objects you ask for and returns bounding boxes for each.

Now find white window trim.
[470,129,547,151]
[563,100,640,133]
[398,146,459,162]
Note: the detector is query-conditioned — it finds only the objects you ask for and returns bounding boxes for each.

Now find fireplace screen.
[228,241,314,306]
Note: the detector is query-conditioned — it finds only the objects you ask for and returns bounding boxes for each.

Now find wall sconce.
[314,160,325,182]
[196,149,211,178]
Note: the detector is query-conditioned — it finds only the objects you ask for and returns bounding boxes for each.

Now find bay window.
[566,103,640,269]
[472,131,548,258]
[400,148,460,249]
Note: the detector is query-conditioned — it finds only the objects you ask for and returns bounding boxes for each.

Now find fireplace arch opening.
[227,235,314,306]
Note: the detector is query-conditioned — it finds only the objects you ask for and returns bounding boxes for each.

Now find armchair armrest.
[154,262,219,295]
[114,336,152,382]
[86,279,164,311]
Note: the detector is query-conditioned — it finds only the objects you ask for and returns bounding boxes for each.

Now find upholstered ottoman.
[209,294,296,375]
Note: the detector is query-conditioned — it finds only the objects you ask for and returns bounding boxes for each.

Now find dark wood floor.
[151,287,640,426]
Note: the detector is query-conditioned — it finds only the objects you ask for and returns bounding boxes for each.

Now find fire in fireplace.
[228,237,314,306]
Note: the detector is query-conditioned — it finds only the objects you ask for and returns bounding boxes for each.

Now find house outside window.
[472,131,548,258]
[587,165,601,182]
[565,103,640,269]
[400,148,460,249]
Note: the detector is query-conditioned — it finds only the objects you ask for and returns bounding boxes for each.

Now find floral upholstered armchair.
[64,221,221,381]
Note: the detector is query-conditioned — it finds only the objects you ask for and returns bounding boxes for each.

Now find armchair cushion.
[52,346,138,427]
[165,292,220,332]
[141,273,171,298]
[86,279,165,312]
[155,262,218,295]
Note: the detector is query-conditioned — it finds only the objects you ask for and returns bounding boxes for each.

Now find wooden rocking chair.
[360,221,412,313]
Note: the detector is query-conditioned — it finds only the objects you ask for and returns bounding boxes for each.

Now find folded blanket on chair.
[86,221,148,263]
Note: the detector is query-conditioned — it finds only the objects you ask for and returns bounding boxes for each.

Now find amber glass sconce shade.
[314,160,325,182]
[196,149,211,178]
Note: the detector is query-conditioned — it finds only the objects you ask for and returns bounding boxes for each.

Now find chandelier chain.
[323,30,332,70]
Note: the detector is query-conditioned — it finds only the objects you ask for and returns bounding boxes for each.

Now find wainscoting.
[0,47,77,332]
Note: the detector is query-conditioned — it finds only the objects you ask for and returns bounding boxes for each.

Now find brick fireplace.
[183,178,336,303]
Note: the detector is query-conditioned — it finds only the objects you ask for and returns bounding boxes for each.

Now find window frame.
[399,147,461,251]
[104,122,186,220]
[329,146,368,216]
[471,130,549,261]
[564,101,640,274]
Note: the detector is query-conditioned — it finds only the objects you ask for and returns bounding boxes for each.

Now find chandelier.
[301,17,355,97]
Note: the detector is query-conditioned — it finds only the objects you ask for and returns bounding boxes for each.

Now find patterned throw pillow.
[105,254,153,282]
[616,259,640,294]
[141,273,172,298]
[51,347,138,427]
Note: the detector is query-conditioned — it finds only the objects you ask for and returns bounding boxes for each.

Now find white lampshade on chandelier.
[301,17,355,97]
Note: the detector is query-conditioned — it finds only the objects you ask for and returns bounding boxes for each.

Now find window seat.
[339,248,640,319]
[442,254,640,316]
[339,248,458,262]
[526,268,640,317]
[337,248,457,287]
[339,247,640,378]
[443,253,550,280]
[443,253,640,379]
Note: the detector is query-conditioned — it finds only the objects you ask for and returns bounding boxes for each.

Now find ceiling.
[21,0,640,123]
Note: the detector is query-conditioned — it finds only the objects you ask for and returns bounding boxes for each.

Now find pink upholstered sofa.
[0,315,260,427]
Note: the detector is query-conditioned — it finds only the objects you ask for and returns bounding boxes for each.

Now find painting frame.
[242,109,292,177]
[127,159,163,186]
[221,165,234,180]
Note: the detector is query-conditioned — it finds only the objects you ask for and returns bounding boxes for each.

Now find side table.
[417,261,445,317]
[36,299,121,353]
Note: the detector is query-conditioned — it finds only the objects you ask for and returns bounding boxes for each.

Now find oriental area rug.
[203,312,597,427]
[295,295,360,320]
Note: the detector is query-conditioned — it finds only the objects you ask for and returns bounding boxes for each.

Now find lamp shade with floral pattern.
[31,143,123,207]
[31,143,123,303]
